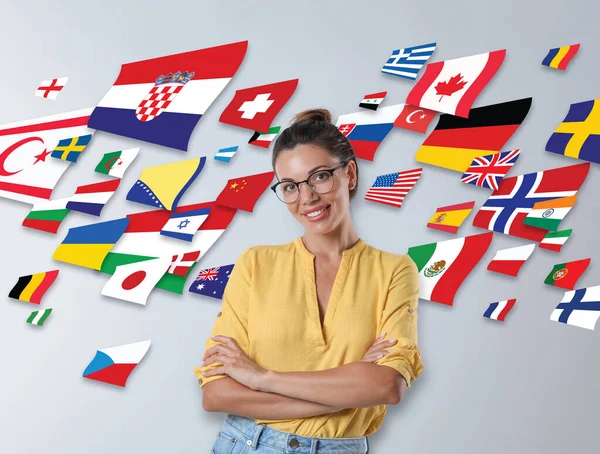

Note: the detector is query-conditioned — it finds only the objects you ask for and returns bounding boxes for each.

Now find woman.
[194,109,424,453]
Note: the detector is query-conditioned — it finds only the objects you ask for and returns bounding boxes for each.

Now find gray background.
[0,1,598,452]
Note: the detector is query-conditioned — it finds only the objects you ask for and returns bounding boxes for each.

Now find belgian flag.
[416,98,532,172]
[9,270,59,304]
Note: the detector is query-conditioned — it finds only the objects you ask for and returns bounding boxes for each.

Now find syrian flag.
[486,243,536,277]
[483,299,516,322]
[407,232,493,306]
[66,179,121,216]
[101,256,171,305]
[95,148,139,178]
[83,340,151,387]
[168,251,201,277]
[160,207,211,242]
[406,50,506,118]
[359,91,387,111]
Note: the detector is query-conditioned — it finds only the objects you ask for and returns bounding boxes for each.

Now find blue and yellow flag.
[51,134,93,162]
[541,44,580,70]
[546,99,600,164]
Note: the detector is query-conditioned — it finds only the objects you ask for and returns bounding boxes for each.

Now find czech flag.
[83,340,151,387]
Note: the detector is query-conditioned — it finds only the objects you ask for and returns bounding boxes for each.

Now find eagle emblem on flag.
[424,260,446,277]
[433,213,447,224]
[136,71,194,122]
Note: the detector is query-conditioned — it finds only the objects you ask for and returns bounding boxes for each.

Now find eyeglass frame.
[270,159,350,204]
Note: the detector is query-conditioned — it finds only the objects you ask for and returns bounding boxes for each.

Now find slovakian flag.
[544,258,591,290]
[483,299,517,322]
[83,340,151,387]
[336,104,405,161]
[426,201,475,234]
[160,207,211,242]
[219,79,298,133]
[359,91,387,111]
[393,104,437,134]
[551,286,600,330]
[216,171,275,212]
[88,41,248,151]
[539,229,573,252]
[66,179,121,216]
[406,49,506,118]
[486,243,536,277]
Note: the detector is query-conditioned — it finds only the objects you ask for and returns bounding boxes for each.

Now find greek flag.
[382,42,436,80]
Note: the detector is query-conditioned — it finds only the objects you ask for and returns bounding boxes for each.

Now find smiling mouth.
[304,205,331,218]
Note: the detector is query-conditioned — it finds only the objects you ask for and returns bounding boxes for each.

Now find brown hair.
[272,108,359,200]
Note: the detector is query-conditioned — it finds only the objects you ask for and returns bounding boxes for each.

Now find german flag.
[9,270,59,304]
[416,98,532,172]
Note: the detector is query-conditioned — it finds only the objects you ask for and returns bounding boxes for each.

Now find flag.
[189,264,234,300]
[248,126,281,148]
[219,79,298,132]
[9,269,59,304]
[53,218,130,270]
[551,286,600,330]
[22,197,71,234]
[426,201,475,234]
[216,171,275,212]
[26,308,53,326]
[407,232,493,306]
[472,163,590,242]
[416,98,531,173]
[126,157,206,211]
[83,340,151,387]
[483,299,516,322]
[461,149,521,191]
[381,43,436,79]
[541,44,580,70]
[544,258,590,290]
[66,179,121,216]
[88,41,247,151]
[168,251,201,277]
[94,148,139,178]
[359,92,387,111]
[539,229,572,252]
[101,257,171,305]
[35,77,68,100]
[364,168,422,208]
[50,134,93,163]
[393,104,437,134]
[523,195,577,231]
[545,99,600,164]
[0,109,93,204]
[100,201,237,294]
[160,207,211,242]
[214,146,238,163]
[486,243,536,277]
[406,49,506,118]
[336,104,405,161]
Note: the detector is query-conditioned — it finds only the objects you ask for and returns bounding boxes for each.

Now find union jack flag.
[460,149,521,191]
[197,267,220,280]
[189,264,234,300]
[472,163,590,242]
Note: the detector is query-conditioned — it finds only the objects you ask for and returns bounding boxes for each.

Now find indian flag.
[408,232,493,306]
[248,126,281,149]
[26,308,53,326]
[523,195,577,230]
[94,148,139,178]
[22,197,71,234]
[539,229,573,252]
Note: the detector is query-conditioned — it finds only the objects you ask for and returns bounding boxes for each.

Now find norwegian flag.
[472,163,590,242]
[168,250,201,277]
[461,149,521,191]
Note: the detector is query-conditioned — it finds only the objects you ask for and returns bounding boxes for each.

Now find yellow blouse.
[194,237,424,438]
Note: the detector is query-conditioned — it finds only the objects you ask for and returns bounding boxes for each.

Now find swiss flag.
[219,79,299,132]
[394,105,437,134]
[216,171,276,212]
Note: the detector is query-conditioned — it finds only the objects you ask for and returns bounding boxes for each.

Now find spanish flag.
[541,44,580,70]
[9,270,59,304]
[427,201,475,234]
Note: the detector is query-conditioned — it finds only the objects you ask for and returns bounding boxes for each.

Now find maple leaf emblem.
[434,74,468,101]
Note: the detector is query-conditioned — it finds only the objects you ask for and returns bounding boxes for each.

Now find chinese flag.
[394,104,437,134]
[216,171,276,212]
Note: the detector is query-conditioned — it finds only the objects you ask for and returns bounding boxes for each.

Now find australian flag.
[381,42,436,80]
[188,264,234,300]
[461,149,521,191]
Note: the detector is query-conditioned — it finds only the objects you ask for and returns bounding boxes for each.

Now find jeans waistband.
[223,414,369,453]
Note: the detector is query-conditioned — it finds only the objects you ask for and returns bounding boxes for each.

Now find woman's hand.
[202,335,269,391]
[360,333,397,363]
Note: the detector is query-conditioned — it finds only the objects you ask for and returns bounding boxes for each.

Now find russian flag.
[89,41,248,151]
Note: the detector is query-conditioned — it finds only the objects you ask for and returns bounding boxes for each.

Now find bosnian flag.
[336,104,405,161]
[160,207,211,242]
[486,243,536,277]
[83,340,151,387]
[66,179,120,216]
[88,41,248,151]
[483,298,517,321]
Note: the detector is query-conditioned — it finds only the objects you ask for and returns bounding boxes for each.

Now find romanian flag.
[426,201,475,234]
[541,44,580,70]
[9,270,59,304]
[416,98,532,172]
[50,134,93,163]
[544,258,591,290]
[523,195,577,231]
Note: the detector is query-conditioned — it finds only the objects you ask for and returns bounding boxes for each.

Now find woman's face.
[274,144,357,236]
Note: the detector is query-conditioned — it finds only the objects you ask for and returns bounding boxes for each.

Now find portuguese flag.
[544,258,591,290]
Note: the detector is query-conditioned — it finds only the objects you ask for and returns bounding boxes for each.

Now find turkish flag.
[216,171,276,212]
[394,104,437,134]
[219,79,299,132]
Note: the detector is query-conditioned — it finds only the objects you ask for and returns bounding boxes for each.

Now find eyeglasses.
[271,160,349,204]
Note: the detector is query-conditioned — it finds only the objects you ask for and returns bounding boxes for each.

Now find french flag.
[483,299,517,322]
[88,41,248,151]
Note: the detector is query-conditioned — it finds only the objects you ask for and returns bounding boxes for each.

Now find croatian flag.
[88,41,248,151]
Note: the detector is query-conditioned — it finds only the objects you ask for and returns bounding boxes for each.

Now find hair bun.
[293,108,332,125]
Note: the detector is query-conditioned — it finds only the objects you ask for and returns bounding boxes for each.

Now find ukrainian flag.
[51,134,93,162]
[541,44,580,70]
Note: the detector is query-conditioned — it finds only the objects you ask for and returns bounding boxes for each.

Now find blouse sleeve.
[374,255,424,388]
[193,247,254,388]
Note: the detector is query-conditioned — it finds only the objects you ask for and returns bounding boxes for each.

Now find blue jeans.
[211,414,369,453]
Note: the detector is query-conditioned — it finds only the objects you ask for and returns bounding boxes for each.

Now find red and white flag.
[168,250,201,277]
[394,104,437,133]
[487,243,536,277]
[406,50,506,118]
[35,77,69,100]
[364,168,423,208]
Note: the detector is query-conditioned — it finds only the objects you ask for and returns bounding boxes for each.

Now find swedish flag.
[51,134,93,162]
[546,99,600,164]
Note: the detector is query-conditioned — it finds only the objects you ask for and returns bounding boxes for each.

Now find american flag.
[381,43,436,80]
[461,149,521,191]
[364,168,423,208]
[189,264,234,300]
[35,77,69,100]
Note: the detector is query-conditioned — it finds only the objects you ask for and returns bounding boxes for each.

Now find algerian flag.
[95,148,139,178]
[101,256,171,305]
[26,308,53,326]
